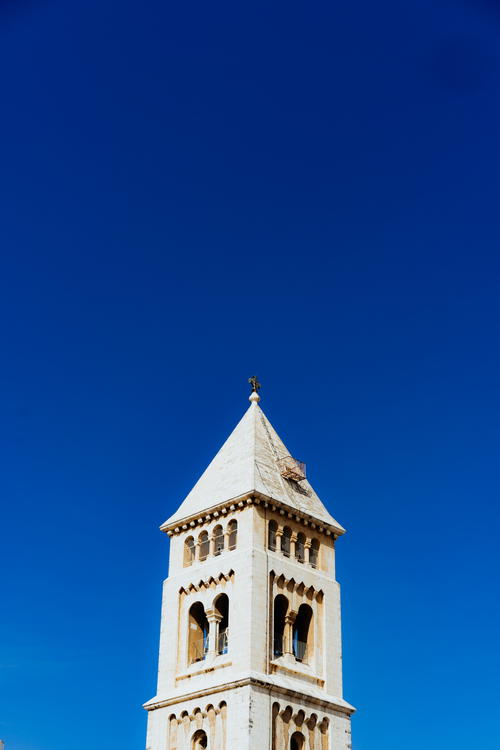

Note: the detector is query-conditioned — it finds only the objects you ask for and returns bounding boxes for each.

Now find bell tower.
[144,384,355,750]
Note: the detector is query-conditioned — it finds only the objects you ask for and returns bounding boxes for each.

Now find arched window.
[198,531,209,561]
[191,730,208,749]
[188,602,209,664]
[293,603,313,663]
[215,593,229,655]
[228,520,237,550]
[295,532,306,563]
[281,526,291,557]
[213,525,224,556]
[268,520,277,551]
[309,538,319,568]
[290,732,305,750]
[273,594,288,657]
[184,536,195,566]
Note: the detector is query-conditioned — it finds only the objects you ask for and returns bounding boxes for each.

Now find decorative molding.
[144,676,355,716]
[161,491,344,539]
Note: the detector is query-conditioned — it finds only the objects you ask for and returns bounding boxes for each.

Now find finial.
[248,375,261,403]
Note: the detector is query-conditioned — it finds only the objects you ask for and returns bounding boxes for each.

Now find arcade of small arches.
[272,703,330,750]
[268,520,321,569]
[168,702,227,750]
[184,520,237,566]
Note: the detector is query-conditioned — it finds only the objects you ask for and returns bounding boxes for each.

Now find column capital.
[205,609,223,624]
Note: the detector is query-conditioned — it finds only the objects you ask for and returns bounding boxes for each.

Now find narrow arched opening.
[188,602,209,664]
[268,520,278,551]
[213,525,224,556]
[215,593,229,655]
[290,731,305,750]
[295,532,306,563]
[191,729,208,749]
[281,526,291,557]
[309,538,319,568]
[273,594,288,657]
[184,536,195,566]
[198,531,209,561]
[227,520,237,550]
[293,603,313,663]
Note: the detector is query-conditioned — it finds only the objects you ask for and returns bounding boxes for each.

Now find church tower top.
[161,380,345,537]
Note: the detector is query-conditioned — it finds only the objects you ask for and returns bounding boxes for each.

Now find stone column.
[304,540,312,565]
[290,533,297,560]
[284,612,296,655]
[275,529,283,553]
[205,609,223,657]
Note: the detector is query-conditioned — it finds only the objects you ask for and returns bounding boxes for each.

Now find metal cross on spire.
[248,375,261,393]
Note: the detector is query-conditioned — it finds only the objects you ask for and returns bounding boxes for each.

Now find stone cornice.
[160,491,345,539]
[143,674,355,717]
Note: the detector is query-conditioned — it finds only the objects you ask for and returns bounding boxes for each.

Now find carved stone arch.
[168,714,178,750]
[281,705,293,721]
[280,706,293,748]
[276,574,286,589]
[184,535,195,567]
[181,711,191,738]
[191,729,208,749]
[272,702,280,750]
[319,717,330,750]
[307,713,318,750]
[316,590,324,603]
[213,592,229,655]
[286,578,296,593]
[306,585,315,600]
[219,701,227,749]
[307,713,318,731]
[192,707,204,728]
[188,602,209,665]
[296,582,305,597]
[294,709,305,728]
[293,602,314,663]
[205,704,217,747]
[290,730,306,750]
[273,593,289,657]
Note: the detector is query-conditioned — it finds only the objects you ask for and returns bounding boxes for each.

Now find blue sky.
[1,1,499,749]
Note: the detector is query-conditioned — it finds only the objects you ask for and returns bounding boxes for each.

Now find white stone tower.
[144,384,355,750]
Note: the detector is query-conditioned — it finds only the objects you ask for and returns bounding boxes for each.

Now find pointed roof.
[161,395,345,534]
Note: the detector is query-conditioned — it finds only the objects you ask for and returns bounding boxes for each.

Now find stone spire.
[161,387,345,535]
